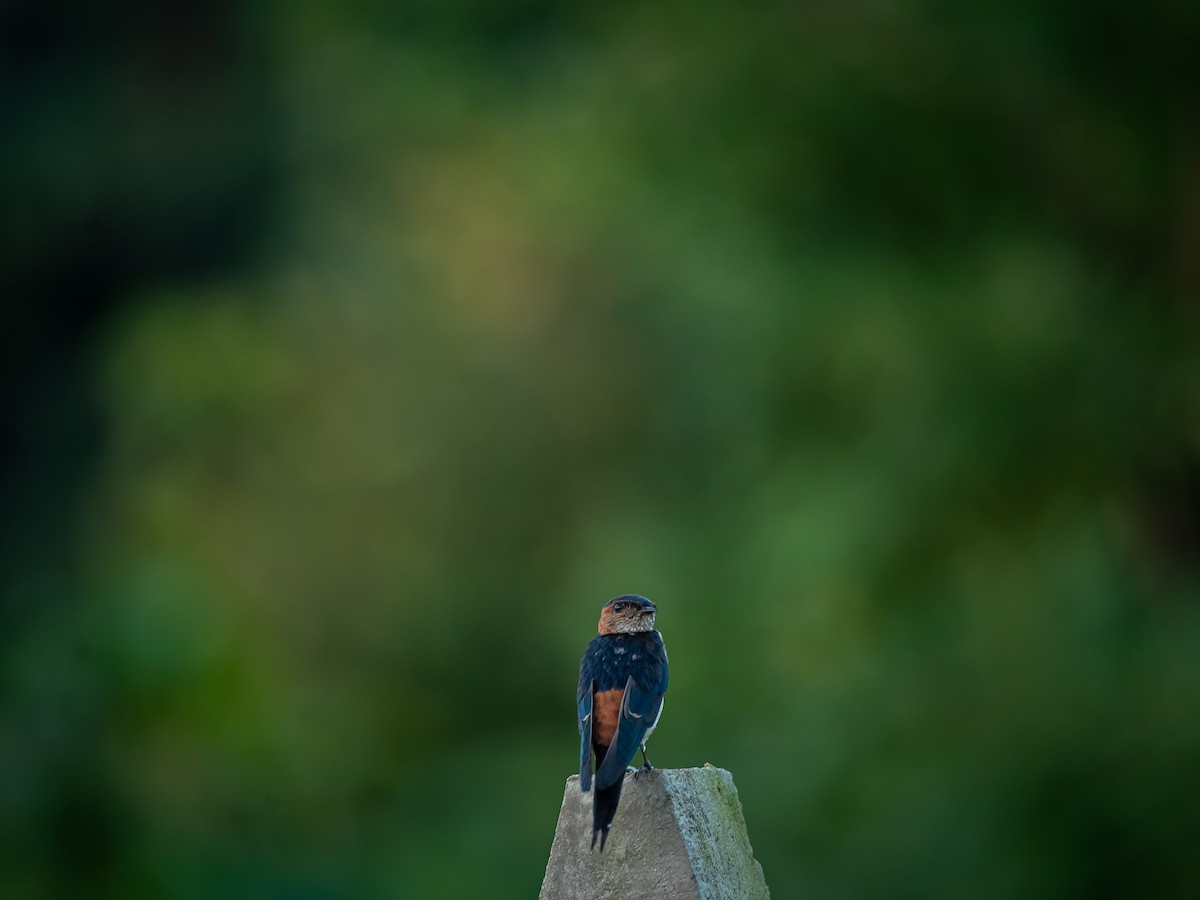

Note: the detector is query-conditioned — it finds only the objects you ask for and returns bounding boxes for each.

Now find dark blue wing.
[578,681,594,791]
[593,673,666,789]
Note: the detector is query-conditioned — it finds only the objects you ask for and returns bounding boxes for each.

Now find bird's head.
[597,594,657,635]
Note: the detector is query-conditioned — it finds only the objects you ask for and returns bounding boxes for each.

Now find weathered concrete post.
[539,765,770,899]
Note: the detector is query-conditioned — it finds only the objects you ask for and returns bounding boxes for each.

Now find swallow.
[577,594,669,851]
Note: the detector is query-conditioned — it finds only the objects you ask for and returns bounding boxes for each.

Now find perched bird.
[577,594,669,851]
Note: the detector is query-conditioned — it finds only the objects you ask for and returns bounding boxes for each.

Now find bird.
[577,594,669,851]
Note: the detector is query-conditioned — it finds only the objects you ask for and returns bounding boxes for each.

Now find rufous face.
[597,596,657,635]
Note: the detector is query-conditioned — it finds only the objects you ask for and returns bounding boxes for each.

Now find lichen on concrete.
[663,767,770,899]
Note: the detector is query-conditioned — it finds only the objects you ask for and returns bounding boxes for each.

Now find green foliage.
[3,2,1199,898]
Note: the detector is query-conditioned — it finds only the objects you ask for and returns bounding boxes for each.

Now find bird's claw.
[632,761,655,780]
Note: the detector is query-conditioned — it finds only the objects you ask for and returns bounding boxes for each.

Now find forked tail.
[591,776,624,851]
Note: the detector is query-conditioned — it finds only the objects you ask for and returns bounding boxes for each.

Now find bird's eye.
[613,602,625,612]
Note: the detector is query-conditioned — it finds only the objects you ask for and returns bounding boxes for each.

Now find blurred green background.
[3,1,1200,898]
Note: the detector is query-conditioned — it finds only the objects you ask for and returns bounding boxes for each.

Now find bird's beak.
[641,604,656,615]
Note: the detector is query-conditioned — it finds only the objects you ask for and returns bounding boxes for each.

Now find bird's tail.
[591,776,624,851]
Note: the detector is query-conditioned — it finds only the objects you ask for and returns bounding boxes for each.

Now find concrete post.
[539,766,771,899]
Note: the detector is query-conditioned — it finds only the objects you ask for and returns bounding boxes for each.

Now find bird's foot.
[639,745,654,771]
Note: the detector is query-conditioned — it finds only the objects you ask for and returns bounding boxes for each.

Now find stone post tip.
[539,766,770,899]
